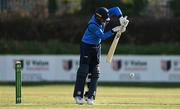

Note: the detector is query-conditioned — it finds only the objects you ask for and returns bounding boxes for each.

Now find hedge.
[0,15,180,45]
[1,39,180,55]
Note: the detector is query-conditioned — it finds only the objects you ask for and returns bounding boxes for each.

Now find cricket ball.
[129,73,135,79]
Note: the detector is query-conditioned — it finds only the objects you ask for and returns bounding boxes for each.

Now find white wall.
[0,55,180,82]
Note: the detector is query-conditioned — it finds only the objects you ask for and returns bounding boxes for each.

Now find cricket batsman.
[73,7,129,105]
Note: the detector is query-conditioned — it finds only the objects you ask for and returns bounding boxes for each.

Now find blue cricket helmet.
[95,7,110,22]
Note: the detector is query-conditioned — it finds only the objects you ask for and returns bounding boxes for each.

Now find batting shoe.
[74,96,84,105]
[86,97,94,105]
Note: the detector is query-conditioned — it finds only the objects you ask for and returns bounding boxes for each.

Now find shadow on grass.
[0,81,180,88]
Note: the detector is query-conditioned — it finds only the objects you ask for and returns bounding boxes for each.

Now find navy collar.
[93,15,102,25]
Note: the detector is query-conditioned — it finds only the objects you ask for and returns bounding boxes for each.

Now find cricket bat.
[106,31,122,64]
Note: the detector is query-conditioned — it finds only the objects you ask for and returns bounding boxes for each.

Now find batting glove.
[119,16,129,27]
[112,25,126,33]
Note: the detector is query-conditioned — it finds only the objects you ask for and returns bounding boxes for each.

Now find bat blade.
[106,32,122,64]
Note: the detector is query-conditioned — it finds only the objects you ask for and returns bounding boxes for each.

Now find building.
[147,0,172,18]
[0,0,47,12]
[0,0,81,17]
[56,0,81,15]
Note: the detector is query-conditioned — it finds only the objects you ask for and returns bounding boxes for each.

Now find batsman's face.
[101,19,109,27]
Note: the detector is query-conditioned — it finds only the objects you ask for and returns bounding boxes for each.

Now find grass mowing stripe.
[1,84,180,109]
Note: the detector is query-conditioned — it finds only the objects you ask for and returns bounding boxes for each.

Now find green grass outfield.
[1,83,180,110]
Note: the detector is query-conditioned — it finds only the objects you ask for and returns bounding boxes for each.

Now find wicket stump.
[15,61,22,104]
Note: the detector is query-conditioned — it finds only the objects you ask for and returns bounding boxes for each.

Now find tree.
[120,0,148,16]
[170,0,180,17]
[48,0,58,16]
[81,0,148,16]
